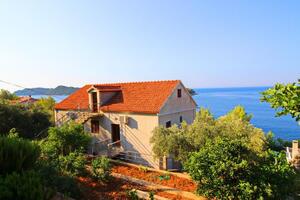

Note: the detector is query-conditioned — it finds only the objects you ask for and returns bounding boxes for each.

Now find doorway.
[111,124,120,143]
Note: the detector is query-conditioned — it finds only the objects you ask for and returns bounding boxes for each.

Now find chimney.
[292,140,299,160]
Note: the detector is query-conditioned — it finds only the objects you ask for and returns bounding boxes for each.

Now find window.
[166,121,171,128]
[91,120,99,133]
[177,89,182,98]
[179,116,183,123]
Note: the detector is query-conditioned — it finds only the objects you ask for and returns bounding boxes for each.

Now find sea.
[32,87,300,141]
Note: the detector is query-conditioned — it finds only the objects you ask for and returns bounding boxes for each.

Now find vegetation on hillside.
[151,106,266,163]
[0,89,18,103]
[0,122,96,199]
[0,90,55,138]
[0,103,51,138]
[150,106,297,198]
[185,137,295,199]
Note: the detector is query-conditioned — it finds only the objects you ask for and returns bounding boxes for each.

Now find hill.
[14,85,79,96]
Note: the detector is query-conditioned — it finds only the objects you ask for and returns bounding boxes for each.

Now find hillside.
[14,85,79,96]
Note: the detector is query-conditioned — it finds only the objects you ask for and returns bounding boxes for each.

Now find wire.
[0,79,27,89]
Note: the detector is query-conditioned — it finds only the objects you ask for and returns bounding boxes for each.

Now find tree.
[261,80,300,122]
[31,97,55,123]
[150,122,191,162]
[40,122,91,158]
[184,137,296,199]
[150,106,266,163]
[0,89,18,101]
[0,104,51,138]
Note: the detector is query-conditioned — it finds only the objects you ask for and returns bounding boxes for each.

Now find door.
[92,92,98,112]
[111,124,120,144]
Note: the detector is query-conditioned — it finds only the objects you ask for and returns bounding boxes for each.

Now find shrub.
[0,135,40,175]
[58,150,86,177]
[36,159,81,199]
[0,104,51,138]
[139,165,149,173]
[126,189,139,200]
[91,156,111,182]
[0,170,51,200]
[184,137,296,199]
[41,122,91,158]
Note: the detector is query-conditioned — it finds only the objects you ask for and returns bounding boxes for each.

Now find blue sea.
[193,87,300,140]
[33,87,300,140]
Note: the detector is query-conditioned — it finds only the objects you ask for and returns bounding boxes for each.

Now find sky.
[0,0,299,91]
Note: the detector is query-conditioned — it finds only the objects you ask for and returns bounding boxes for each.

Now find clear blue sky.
[0,0,299,91]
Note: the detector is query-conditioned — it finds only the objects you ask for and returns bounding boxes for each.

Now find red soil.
[77,176,193,200]
[111,163,197,192]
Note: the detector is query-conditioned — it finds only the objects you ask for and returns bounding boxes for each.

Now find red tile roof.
[11,96,38,104]
[55,80,180,114]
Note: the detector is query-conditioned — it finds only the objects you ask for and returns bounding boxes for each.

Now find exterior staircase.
[56,110,103,126]
[73,112,102,124]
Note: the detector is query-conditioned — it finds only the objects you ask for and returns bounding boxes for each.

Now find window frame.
[166,121,172,128]
[177,89,182,98]
[91,119,100,133]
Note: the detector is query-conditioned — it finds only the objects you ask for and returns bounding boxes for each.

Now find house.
[54,80,197,169]
[11,96,38,104]
[286,140,300,170]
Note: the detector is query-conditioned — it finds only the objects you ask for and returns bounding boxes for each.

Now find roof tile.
[55,80,180,114]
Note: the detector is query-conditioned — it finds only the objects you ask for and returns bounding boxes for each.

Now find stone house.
[54,80,197,169]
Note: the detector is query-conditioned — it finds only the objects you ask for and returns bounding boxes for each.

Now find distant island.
[14,86,79,96]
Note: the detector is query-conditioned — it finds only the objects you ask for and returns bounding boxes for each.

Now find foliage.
[261,80,300,122]
[0,103,51,138]
[265,132,291,151]
[0,170,51,200]
[150,106,266,163]
[184,137,296,199]
[158,173,170,181]
[0,135,40,175]
[149,191,155,200]
[40,122,91,158]
[31,96,55,123]
[91,156,111,182]
[36,159,81,199]
[126,189,139,200]
[0,89,18,101]
[58,150,86,177]
[139,165,149,173]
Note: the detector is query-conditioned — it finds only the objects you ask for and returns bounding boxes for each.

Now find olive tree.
[150,106,266,163]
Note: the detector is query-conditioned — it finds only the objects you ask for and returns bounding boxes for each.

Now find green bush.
[58,150,86,177]
[0,104,51,138]
[126,189,139,200]
[41,122,91,158]
[184,137,296,199]
[91,156,111,182]
[0,135,40,175]
[0,170,51,200]
[36,159,81,199]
